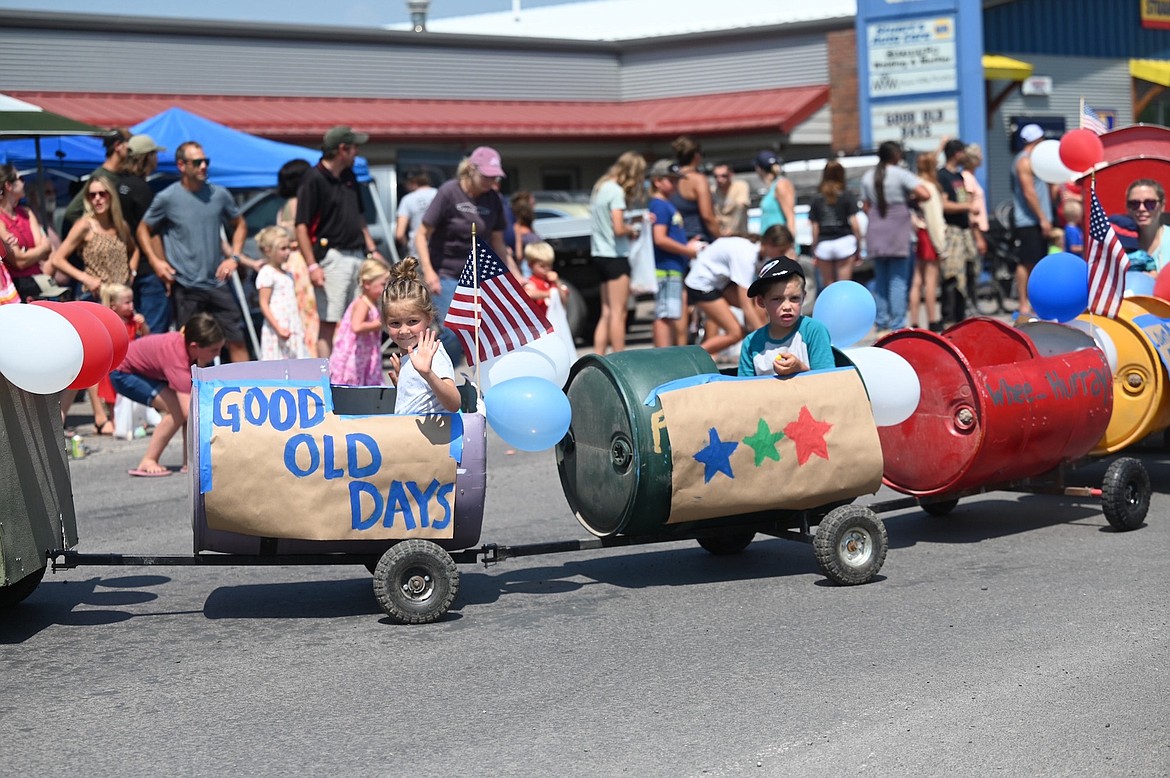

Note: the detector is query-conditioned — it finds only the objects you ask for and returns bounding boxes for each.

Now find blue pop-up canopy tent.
[0,106,370,187]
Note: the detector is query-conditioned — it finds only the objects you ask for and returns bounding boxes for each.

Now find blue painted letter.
[347,433,381,478]
[284,433,319,477]
[383,481,416,530]
[349,481,383,530]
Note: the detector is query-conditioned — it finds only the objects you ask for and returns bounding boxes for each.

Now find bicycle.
[973,201,1021,316]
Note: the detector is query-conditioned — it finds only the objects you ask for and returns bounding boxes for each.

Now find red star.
[784,406,832,465]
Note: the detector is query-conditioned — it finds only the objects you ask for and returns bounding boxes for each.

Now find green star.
[743,418,785,467]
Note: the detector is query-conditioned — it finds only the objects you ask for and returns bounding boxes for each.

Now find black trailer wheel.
[920,497,959,517]
[0,566,46,610]
[372,540,459,624]
[813,505,887,585]
[1101,457,1150,532]
[697,531,755,555]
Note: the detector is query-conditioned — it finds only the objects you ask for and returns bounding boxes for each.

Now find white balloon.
[526,333,572,387]
[1065,320,1120,375]
[844,346,921,427]
[1031,139,1075,185]
[0,303,84,394]
[475,334,573,393]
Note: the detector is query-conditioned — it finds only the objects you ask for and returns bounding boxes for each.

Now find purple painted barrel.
[190,359,485,555]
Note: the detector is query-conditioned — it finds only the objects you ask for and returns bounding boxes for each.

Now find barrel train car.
[1,327,1153,624]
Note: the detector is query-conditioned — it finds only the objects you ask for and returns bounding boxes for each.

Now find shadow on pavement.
[0,574,172,643]
[455,536,822,610]
[203,576,381,619]
[880,495,1107,550]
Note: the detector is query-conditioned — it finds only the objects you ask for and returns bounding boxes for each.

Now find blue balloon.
[812,280,877,348]
[1027,252,1089,323]
[484,376,571,452]
[1124,270,1156,297]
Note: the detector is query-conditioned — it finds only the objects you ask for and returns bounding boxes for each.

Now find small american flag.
[1081,103,1108,135]
[1085,183,1131,318]
[445,241,552,363]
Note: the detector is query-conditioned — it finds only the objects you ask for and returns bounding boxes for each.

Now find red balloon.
[72,300,130,368]
[1058,129,1105,173]
[31,301,114,389]
[1155,264,1170,301]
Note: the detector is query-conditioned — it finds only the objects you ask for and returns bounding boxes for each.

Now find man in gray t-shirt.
[139,141,249,361]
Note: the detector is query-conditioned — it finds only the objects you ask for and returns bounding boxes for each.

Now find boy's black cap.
[747,256,804,297]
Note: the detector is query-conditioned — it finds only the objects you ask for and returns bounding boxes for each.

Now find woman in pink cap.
[414,146,517,366]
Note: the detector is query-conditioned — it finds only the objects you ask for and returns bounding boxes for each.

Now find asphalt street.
[3,330,1168,776]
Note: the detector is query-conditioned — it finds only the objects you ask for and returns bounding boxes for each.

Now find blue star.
[693,427,738,483]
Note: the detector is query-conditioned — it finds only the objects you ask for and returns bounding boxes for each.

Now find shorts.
[655,269,685,320]
[315,248,363,322]
[814,234,858,261]
[590,255,630,282]
[1014,225,1046,269]
[685,283,725,303]
[173,282,244,343]
[915,227,938,261]
[109,370,163,407]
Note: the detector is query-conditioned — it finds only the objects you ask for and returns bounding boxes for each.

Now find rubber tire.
[920,498,959,517]
[973,280,1002,316]
[1101,457,1150,532]
[372,540,459,624]
[813,505,888,585]
[0,566,46,610]
[697,531,755,555]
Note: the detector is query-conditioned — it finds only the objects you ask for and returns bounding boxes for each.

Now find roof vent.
[406,0,430,32]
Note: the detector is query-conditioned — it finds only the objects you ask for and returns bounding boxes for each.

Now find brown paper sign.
[658,369,884,523]
[201,383,457,541]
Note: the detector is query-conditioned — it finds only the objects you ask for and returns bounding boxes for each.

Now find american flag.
[1085,183,1131,318]
[1081,103,1108,135]
[444,241,551,363]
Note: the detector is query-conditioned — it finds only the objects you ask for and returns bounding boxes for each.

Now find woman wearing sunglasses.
[1126,179,1169,271]
[47,175,138,300]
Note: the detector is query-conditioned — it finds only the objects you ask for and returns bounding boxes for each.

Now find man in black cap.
[61,127,131,236]
[295,125,386,357]
[739,256,834,378]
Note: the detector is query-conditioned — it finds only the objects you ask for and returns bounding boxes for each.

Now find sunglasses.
[183,157,211,167]
[87,190,111,200]
[1127,198,1162,211]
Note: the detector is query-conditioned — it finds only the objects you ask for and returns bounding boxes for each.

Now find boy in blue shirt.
[647,158,703,347]
[738,257,835,378]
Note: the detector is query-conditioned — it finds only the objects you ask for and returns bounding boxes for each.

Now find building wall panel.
[984,54,1132,210]
[984,0,1170,59]
[618,33,829,99]
[0,25,837,103]
[0,29,622,100]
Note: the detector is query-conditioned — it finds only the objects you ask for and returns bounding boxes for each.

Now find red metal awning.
[3,86,828,144]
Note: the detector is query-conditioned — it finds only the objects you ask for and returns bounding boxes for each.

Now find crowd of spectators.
[4,123,1166,459]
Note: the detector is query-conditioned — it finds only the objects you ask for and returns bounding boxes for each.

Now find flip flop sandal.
[128,468,172,478]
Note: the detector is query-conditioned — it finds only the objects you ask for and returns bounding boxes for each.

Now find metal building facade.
[985,54,1135,207]
[983,0,1170,59]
